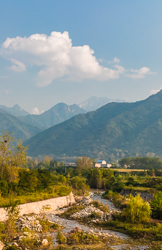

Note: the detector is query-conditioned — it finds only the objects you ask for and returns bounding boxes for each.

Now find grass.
[96,219,162,241]
[60,205,84,219]
[113,169,145,172]
[91,200,109,213]
[0,186,71,207]
[123,186,157,193]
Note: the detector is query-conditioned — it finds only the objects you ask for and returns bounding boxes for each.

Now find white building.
[95,160,107,168]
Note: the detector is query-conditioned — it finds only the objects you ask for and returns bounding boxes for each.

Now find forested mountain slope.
[20,103,86,130]
[0,109,42,141]
[24,90,162,161]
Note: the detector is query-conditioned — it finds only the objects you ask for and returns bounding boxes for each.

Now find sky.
[0,0,162,114]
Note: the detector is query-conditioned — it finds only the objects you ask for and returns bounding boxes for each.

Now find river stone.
[0,241,4,250]
[42,239,48,246]
[70,226,82,233]
[15,215,42,232]
[71,205,104,219]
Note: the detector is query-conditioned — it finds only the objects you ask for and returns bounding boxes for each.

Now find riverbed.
[47,192,148,249]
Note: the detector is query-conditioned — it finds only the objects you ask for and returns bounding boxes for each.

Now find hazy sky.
[0,0,162,114]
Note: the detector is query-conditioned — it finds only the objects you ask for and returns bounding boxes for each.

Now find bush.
[56,231,67,244]
[91,200,109,213]
[123,194,151,223]
[150,191,162,219]
[5,246,18,250]
[67,230,99,245]
[61,205,83,218]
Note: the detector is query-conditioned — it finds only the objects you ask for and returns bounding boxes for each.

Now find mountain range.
[19,103,86,130]
[79,96,124,111]
[0,103,86,141]
[0,104,29,116]
[24,90,162,161]
[0,109,42,141]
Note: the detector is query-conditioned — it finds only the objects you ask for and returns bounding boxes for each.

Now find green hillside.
[0,109,42,141]
[24,90,162,161]
[20,103,86,129]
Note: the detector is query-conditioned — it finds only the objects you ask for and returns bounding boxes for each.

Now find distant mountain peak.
[0,104,29,117]
[79,96,124,111]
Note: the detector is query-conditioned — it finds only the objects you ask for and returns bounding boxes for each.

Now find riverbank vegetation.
[1,133,162,248]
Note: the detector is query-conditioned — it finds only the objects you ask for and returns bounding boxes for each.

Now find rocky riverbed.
[0,192,150,250]
[47,192,149,249]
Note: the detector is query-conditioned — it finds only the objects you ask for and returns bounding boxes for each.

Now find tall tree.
[0,132,27,183]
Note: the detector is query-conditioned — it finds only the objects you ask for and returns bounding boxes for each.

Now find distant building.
[95,160,107,168]
[107,163,112,168]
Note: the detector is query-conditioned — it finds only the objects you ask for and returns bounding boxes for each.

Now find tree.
[123,194,151,223]
[0,132,27,183]
[76,156,94,169]
[150,191,162,219]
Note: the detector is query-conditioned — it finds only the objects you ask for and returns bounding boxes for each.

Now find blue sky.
[0,0,162,114]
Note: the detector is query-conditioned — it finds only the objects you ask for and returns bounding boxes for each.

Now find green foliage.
[123,194,151,223]
[61,205,83,218]
[5,246,18,250]
[150,191,162,219]
[103,190,127,209]
[91,200,109,213]
[105,219,162,241]
[67,230,99,245]
[0,132,27,184]
[57,231,67,244]
[2,199,20,243]
[119,156,162,169]
[70,176,88,195]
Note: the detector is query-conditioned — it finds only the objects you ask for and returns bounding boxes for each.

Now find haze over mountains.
[19,103,86,130]
[24,90,162,161]
[0,104,29,116]
[79,96,124,111]
[0,109,41,141]
[0,103,86,140]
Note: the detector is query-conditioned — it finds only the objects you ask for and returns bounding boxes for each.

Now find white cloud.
[31,107,40,115]
[113,57,120,63]
[125,67,155,79]
[9,58,26,72]
[150,87,162,95]
[31,107,44,115]
[0,31,155,86]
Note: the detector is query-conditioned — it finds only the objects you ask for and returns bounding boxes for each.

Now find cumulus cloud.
[31,107,44,115]
[125,67,155,79]
[0,31,154,86]
[32,107,40,115]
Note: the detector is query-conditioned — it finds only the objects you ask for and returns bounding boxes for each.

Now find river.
[47,192,148,249]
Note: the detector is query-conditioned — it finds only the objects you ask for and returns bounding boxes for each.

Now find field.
[112,168,145,172]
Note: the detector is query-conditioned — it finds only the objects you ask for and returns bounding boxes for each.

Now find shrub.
[150,191,162,219]
[91,200,109,213]
[123,194,151,223]
[5,246,18,250]
[56,231,67,244]
[61,205,83,218]
[67,230,99,245]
